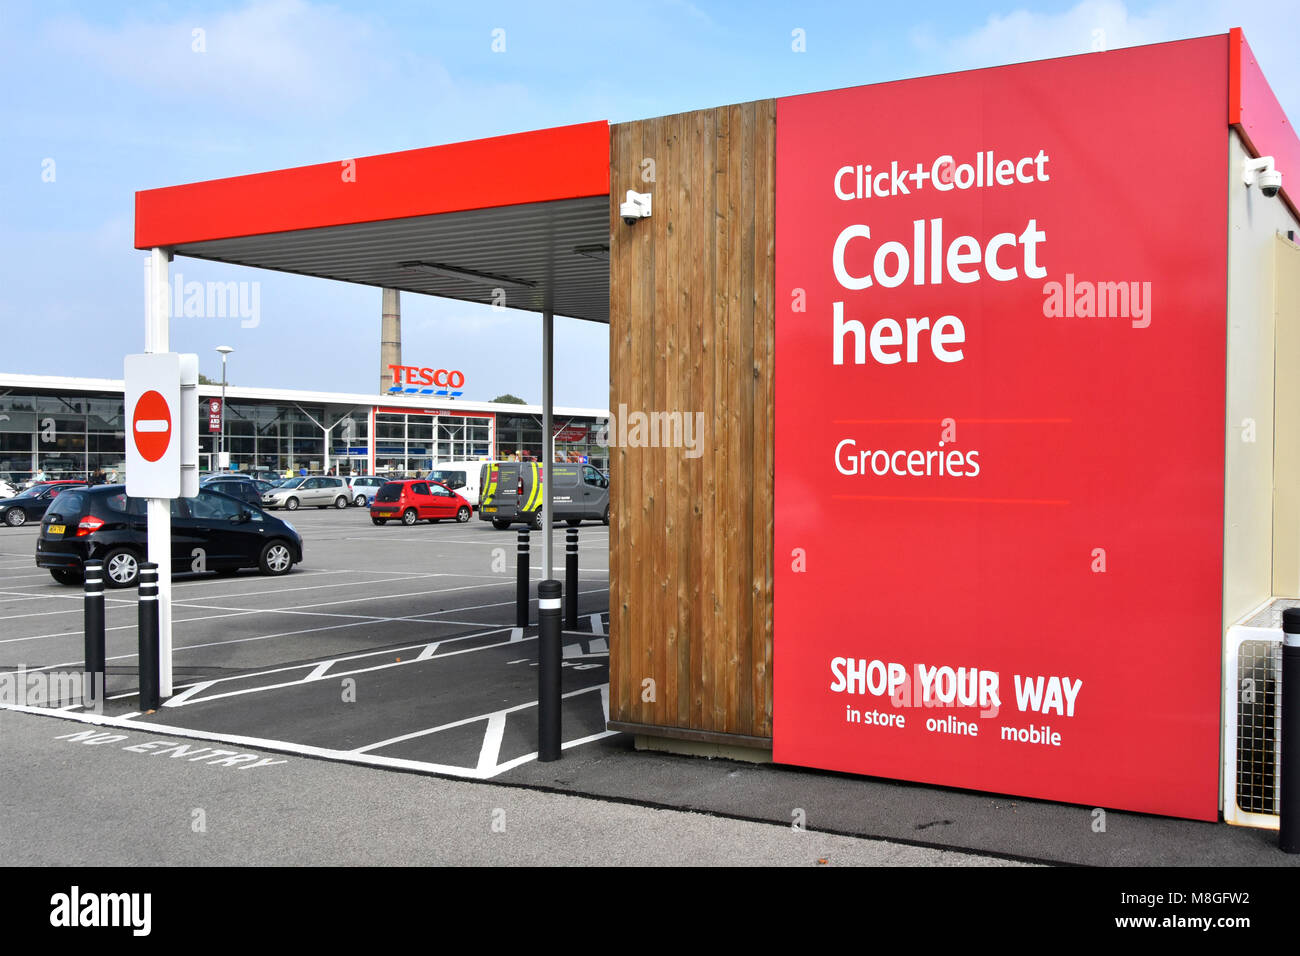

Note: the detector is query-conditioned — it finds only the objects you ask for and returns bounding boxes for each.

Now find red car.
[370,479,472,526]
[2,480,89,528]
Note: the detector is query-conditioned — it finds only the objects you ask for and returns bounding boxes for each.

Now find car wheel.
[103,548,141,588]
[354,494,367,507]
[259,540,294,576]
[456,506,471,523]
[334,495,348,509]
[530,510,544,531]
[402,509,418,526]
[492,519,511,530]
[371,517,386,526]
[4,508,26,527]
[602,505,609,526]
[566,518,582,527]
[50,568,82,586]
[285,497,300,511]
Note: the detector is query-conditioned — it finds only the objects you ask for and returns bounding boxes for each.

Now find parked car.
[36,484,304,587]
[199,474,265,508]
[478,461,609,529]
[426,462,483,512]
[261,476,350,510]
[370,480,472,526]
[345,475,385,507]
[1,481,89,528]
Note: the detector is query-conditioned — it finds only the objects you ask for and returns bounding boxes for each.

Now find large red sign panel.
[773,38,1228,819]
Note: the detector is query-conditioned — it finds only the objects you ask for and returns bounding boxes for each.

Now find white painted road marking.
[54,729,287,769]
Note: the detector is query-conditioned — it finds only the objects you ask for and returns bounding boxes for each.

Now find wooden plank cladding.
[608,101,776,743]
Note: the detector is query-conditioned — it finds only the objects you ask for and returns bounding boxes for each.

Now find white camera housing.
[620,190,652,225]
[1243,156,1283,198]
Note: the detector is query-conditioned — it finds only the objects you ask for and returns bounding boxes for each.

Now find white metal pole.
[542,308,554,582]
[220,352,227,466]
[147,248,173,698]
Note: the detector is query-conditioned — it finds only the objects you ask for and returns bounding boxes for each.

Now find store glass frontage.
[496,413,609,471]
[0,386,609,484]
[0,393,127,483]
[372,407,493,475]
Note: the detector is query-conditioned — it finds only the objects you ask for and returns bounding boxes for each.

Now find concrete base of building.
[633,735,773,764]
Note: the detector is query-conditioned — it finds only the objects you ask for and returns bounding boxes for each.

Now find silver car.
[346,475,385,507]
[262,476,350,511]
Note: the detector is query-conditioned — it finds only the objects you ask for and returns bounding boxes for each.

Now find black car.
[1,481,89,528]
[36,484,304,587]
[199,474,266,508]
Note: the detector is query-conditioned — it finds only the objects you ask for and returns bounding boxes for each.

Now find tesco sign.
[387,365,465,397]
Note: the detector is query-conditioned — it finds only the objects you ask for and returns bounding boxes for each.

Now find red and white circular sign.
[132,389,172,462]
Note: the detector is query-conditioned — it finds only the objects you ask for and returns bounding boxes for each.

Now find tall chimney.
[380,288,401,392]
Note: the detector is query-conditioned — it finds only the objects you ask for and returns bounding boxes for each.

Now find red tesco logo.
[388,365,465,388]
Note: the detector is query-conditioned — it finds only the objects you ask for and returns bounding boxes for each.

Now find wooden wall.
[607,100,776,745]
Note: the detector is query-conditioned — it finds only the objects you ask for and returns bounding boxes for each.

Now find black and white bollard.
[83,560,105,706]
[1281,608,1300,853]
[538,579,562,762]
[565,527,579,631]
[137,562,160,711]
[516,528,530,628]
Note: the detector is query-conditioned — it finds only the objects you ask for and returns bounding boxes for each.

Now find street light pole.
[216,345,233,471]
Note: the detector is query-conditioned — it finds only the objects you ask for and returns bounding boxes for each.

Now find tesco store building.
[0,373,610,479]
[121,28,1300,825]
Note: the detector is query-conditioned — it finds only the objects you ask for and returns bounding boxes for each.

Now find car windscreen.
[428,470,466,490]
[277,477,306,489]
[375,483,403,502]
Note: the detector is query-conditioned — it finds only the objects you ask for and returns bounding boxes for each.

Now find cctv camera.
[1259,169,1282,198]
[1243,156,1282,198]
[620,190,652,225]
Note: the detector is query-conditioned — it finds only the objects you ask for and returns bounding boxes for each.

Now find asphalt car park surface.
[0,505,613,779]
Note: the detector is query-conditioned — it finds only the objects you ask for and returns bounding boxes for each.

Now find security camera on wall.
[1243,156,1282,198]
[620,190,652,225]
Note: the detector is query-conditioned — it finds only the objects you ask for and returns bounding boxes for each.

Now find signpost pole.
[146,247,174,697]
[542,308,554,582]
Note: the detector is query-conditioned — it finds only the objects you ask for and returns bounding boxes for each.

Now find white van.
[425,461,485,511]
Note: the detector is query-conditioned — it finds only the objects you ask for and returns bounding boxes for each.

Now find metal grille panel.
[1236,639,1282,815]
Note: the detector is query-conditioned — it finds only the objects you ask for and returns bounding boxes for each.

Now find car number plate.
[482,506,496,512]
[47,524,65,535]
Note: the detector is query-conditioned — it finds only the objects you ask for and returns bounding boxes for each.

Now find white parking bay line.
[162,680,216,708]
[589,613,605,635]
[351,682,605,756]
[476,712,508,774]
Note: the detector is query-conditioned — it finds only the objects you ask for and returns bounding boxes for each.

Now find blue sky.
[2,0,1296,408]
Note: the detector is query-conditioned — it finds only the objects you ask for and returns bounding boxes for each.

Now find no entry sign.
[125,353,182,498]
[133,390,172,462]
